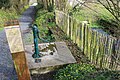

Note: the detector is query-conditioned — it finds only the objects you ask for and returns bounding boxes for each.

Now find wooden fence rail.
[55,10,120,70]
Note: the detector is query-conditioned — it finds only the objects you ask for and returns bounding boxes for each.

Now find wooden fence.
[55,10,120,70]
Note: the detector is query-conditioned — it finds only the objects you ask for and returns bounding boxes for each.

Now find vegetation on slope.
[34,5,56,42]
[67,1,120,37]
[0,9,18,28]
[54,63,120,80]
[71,2,114,27]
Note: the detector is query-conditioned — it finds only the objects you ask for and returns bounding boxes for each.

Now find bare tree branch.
[97,0,120,26]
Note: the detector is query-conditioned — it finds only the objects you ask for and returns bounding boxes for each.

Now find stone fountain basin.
[25,42,76,69]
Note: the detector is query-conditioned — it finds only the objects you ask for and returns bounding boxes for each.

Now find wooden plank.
[76,23,80,47]
[110,39,118,70]
[90,30,94,61]
[109,38,114,69]
[55,11,58,25]
[70,17,73,39]
[102,36,108,68]
[4,25,24,53]
[85,24,89,56]
[115,39,120,70]
[88,28,92,61]
[81,22,84,51]
[83,23,89,56]
[95,31,100,65]
[64,15,67,34]
[84,24,87,55]
[4,20,31,80]
[12,51,31,80]
[92,30,97,64]
[100,34,105,68]
[106,37,112,68]
[104,36,108,68]
[69,16,71,37]
[87,28,92,60]
[99,34,104,68]
[72,19,76,43]
[75,20,78,44]
[83,23,86,54]
[67,15,70,36]
[79,23,82,49]
[96,32,102,67]
[91,30,95,63]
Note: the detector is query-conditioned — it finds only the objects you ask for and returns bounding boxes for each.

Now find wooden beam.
[4,20,31,80]
[12,51,31,80]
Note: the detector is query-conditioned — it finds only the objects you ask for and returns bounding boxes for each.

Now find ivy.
[54,63,96,80]
[54,63,120,80]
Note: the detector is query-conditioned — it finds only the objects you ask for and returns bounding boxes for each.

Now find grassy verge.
[0,9,18,27]
[0,27,3,31]
[72,3,114,28]
[71,2,120,37]
[0,5,29,30]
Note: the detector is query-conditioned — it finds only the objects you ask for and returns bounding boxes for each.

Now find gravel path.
[0,5,36,80]
[0,30,17,80]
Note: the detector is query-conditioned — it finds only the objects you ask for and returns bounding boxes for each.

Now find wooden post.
[4,20,31,80]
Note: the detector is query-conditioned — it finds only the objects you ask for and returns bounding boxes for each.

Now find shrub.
[0,0,10,9]
[85,70,120,80]
[54,63,120,80]
[54,63,97,80]
[0,9,18,27]
[35,8,55,42]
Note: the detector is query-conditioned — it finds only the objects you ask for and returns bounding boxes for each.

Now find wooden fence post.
[4,20,31,80]
[55,10,120,70]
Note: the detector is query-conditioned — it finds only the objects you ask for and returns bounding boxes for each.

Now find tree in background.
[37,0,55,12]
[0,0,11,9]
[0,0,29,11]
[9,0,29,14]
[97,0,120,27]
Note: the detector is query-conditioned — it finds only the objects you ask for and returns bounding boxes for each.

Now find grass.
[0,5,29,29]
[54,63,120,80]
[0,27,3,31]
[0,9,18,27]
[72,3,114,28]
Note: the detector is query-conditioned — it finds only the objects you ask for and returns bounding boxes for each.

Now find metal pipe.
[32,24,40,58]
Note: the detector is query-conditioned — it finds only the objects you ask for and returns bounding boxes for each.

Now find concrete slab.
[25,42,76,69]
